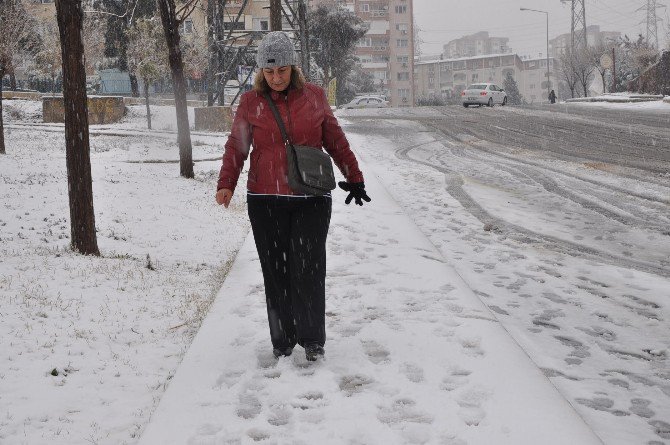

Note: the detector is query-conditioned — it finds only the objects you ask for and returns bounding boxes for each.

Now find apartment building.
[311,0,415,107]
[20,0,416,105]
[443,31,511,59]
[414,53,558,104]
[550,25,621,57]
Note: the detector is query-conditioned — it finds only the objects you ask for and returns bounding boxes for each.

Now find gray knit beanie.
[256,31,299,68]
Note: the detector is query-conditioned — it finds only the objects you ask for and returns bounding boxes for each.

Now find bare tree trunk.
[206,0,215,107]
[130,73,140,97]
[157,0,194,178]
[9,72,17,90]
[55,0,100,256]
[269,0,281,31]
[0,71,5,155]
[144,78,152,130]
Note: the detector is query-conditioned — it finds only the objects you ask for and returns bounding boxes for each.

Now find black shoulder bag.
[264,93,336,196]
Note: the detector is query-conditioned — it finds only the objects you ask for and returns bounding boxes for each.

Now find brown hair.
[253,65,306,93]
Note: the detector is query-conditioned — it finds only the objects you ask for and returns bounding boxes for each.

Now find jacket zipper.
[284,93,293,144]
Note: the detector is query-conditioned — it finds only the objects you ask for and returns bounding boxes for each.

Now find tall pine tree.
[503,71,523,105]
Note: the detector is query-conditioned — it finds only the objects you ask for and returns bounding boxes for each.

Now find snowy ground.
[1,102,249,444]
[1,100,669,444]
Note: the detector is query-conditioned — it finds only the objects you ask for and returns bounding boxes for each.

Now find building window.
[361,3,369,12]
[397,72,409,81]
[396,56,409,64]
[471,73,478,81]
[224,21,245,30]
[394,5,407,13]
[253,18,269,31]
[182,19,193,34]
[359,37,372,47]
[396,39,408,48]
[398,88,409,98]
[41,0,54,3]
[373,71,388,80]
[396,23,408,34]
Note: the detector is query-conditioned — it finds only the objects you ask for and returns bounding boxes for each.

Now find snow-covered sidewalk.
[139,160,602,444]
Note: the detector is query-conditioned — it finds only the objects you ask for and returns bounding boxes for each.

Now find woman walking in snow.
[215,31,370,362]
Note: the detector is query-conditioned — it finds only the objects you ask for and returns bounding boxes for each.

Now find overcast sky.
[414,0,669,58]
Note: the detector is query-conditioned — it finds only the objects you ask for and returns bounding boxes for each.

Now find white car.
[341,96,389,109]
[461,83,507,107]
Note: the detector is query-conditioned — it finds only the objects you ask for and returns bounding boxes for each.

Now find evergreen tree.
[308,3,368,104]
[102,0,156,96]
[503,72,523,105]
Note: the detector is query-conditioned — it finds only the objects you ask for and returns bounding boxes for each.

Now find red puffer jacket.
[217,83,364,195]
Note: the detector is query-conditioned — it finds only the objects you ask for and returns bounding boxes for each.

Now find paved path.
[138,157,603,444]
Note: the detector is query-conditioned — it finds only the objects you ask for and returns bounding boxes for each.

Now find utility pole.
[639,0,665,49]
[270,0,282,31]
[561,0,588,53]
[298,0,310,79]
[521,7,551,101]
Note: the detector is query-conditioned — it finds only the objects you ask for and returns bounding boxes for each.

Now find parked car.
[461,83,507,107]
[340,96,388,109]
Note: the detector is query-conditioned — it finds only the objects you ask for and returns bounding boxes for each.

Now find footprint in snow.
[576,325,616,341]
[458,336,484,357]
[237,392,262,419]
[362,340,391,364]
[256,350,278,369]
[399,362,424,383]
[291,391,325,410]
[542,291,569,305]
[649,419,670,439]
[623,294,660,308]
[215,369,245,389]
[456,387,490,426]
[337,323,362,337]
[629,398,655,418]
[554,335,591,364]
[339,374,375,396]
[231,302,252,317]
[267,404,292,426]
[440,367,471,391]
[377,398,434,425]
[246,427,271,441]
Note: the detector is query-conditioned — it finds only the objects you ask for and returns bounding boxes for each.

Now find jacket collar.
[269,86,301,102]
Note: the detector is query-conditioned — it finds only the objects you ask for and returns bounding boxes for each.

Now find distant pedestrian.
[548,89,557,104]
[215,31,370,362]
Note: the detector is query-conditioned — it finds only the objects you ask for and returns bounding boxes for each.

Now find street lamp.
[520,7,550,102]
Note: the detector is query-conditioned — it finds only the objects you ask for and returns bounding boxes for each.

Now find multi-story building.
[311,0,415,107]
[550,25,621,57]
[443,31,511,59]
[20,0,415,105]
[414,53,558,104]
[521,56,557,103]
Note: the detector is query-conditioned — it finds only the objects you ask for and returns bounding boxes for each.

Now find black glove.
[338,181,371,206]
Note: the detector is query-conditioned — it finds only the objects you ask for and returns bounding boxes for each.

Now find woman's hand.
[338,182,371,206]
[216,189,234,208]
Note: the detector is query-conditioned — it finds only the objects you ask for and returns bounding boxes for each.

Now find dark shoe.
[272,347,293,359]
[304,344,325,362]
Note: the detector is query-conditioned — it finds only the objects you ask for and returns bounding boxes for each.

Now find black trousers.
[247,194,332,350]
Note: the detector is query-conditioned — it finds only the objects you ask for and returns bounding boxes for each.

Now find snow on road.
[339,110,669,444]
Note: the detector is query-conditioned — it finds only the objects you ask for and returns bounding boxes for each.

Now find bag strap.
[263,92,291,145]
